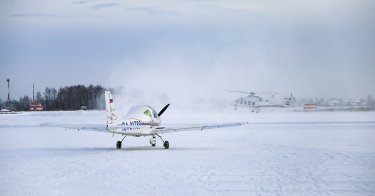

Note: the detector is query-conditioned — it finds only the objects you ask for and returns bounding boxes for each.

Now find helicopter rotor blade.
[224,90,257,95]
[260,91,279,95]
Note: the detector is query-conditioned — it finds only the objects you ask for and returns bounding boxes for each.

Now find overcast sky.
[0,0,374,106]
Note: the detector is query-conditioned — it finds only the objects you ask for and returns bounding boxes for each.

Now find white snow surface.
[1,110,375,195]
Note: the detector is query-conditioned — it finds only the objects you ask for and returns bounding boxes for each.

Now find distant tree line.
[1,85,106,111]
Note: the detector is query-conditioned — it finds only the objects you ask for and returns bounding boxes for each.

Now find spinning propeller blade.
[158,104,170,117]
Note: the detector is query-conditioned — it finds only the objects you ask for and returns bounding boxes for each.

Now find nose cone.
[153,115,161,125]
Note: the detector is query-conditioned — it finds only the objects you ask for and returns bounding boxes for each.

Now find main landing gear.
[163,141,169,149]
[153,134,169,149]
[116,135,169,149]
[116,135,127,149]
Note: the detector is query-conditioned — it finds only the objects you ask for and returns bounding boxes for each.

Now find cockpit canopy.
[125,105,160,123]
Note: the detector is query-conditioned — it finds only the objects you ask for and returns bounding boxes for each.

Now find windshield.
[151,108,158,118]
[144,108,158,119]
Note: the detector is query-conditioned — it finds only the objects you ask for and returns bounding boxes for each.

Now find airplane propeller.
[158,104,170,117]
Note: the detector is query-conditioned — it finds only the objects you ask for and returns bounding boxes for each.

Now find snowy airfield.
[1,110,375,195]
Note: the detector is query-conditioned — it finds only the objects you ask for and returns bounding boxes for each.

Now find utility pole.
[33,83,35,102]
[6,78,10,109]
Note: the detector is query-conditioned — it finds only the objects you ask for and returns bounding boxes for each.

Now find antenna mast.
[6,78,10,108]
[33,83,35,102]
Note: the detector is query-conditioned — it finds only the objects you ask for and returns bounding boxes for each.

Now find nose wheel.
[149,136,156,147]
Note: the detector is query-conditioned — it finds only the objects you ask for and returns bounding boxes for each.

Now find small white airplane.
[44,91,247,149]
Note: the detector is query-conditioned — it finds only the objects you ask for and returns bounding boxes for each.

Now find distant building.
[327,98,344,106]
[304,103,318,111]
[30,102,43,111]
[347,98,365,106]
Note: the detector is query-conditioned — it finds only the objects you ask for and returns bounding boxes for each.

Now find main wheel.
[163,141,169,149]
[116,141,122,149]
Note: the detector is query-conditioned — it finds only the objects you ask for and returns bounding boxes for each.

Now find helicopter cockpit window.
[144,110,152,118]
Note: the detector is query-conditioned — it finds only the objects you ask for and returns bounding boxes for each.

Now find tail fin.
[104,91,119,127]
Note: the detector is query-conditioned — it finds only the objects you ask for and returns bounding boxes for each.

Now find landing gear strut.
[155,134,169,149]
[116,135,127,149]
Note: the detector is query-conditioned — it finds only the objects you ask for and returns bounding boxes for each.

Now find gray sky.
[1,0,374,105]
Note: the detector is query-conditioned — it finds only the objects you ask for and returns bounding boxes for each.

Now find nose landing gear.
[149,136,156,147]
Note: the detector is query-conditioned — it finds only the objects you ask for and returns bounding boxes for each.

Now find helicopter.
[225,90,296,112]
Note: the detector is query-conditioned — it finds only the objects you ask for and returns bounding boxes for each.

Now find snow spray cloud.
[104,16,375,111]
[103,25,306,110]
[106,51,230,110]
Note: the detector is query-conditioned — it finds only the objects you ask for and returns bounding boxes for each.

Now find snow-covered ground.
[1,110,375,195]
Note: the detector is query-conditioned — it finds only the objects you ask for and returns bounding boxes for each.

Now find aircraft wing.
[41,122,248,135]
[152,122,248,134]
[41,123,109,133]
